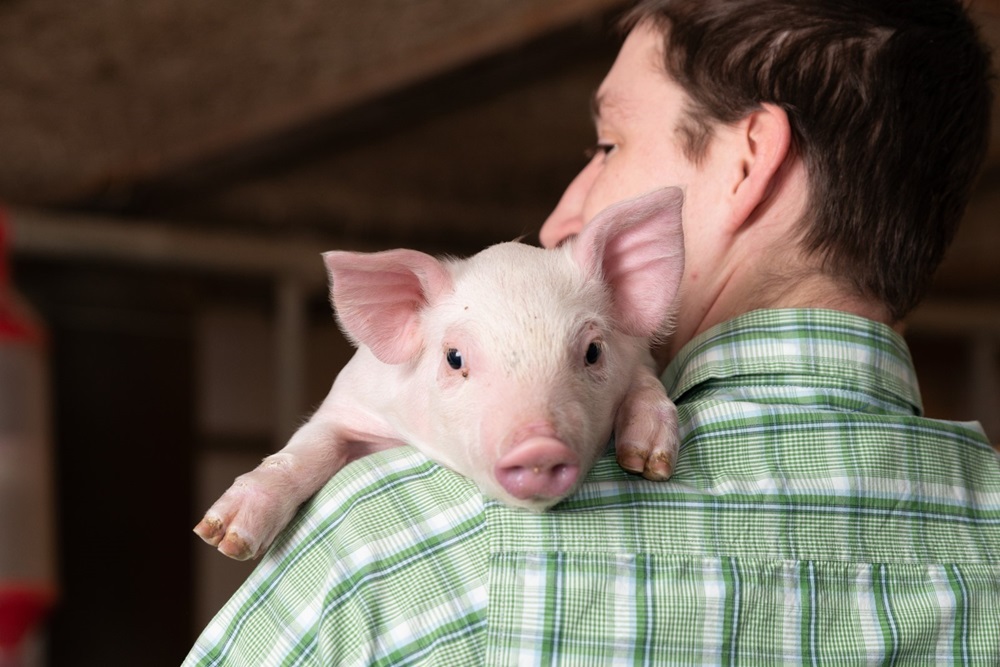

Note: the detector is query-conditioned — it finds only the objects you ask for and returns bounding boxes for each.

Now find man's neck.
[657,264,893,369]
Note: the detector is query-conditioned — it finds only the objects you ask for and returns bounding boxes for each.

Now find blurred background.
[0,0,997,664]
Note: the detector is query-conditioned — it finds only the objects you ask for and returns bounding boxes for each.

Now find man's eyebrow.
[590,90,603,123]
[591,90,627,124]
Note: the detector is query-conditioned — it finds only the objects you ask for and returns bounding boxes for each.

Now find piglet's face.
[324,187,684,509]
[411,241,636,508]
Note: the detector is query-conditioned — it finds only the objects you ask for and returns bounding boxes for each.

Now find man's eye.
[584,143,616,161]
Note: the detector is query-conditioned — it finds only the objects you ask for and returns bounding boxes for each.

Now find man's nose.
[539,209,584,249]
[539,160,599,248]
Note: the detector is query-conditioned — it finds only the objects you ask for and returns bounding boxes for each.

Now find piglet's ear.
[572,187,685,338]
[323,249,452,365]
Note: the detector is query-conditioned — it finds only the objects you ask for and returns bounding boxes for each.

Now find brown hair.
[623,0,994,319]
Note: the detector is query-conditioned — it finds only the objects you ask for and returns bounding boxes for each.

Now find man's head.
[541,0,993,348]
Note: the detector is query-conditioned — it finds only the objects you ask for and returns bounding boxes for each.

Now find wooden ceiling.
[2,0,998,294]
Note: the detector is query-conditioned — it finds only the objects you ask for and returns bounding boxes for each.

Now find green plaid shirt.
[184,309,1000,666]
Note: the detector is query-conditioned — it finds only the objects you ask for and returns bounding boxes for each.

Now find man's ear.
[728,103,792,228]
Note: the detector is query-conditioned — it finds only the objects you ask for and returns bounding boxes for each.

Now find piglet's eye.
[446,348,464,370]
[585,341,602,365]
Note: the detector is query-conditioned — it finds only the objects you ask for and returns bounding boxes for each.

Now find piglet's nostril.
[494,438,580,500]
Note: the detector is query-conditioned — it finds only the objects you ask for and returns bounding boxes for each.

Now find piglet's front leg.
[194,419,359,561]
[613,360,679,481]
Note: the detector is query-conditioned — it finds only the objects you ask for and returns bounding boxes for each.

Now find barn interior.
[2,1,998,664]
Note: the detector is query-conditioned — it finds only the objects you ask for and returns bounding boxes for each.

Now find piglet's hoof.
[193,455,304,561]
[193,514,259,561]
[614,371,680,481]
[616,442,675,480]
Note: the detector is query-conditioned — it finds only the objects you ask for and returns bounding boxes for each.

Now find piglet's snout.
[494,436,580,501]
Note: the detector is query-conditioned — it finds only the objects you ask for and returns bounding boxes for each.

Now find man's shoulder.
[185,449,492,666]
[230,448,490,626]
[319,446,481,509]
[276,446,487,554]
[282,447,675,557]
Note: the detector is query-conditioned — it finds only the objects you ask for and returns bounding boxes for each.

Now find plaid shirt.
[184,309,1000,666]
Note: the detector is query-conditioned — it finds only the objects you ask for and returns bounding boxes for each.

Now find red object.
[0,208,57,661]
[0,585,55,651]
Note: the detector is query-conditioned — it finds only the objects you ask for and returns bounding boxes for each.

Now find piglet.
[194,187,684,560]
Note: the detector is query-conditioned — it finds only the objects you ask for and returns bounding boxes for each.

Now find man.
[185,1,999,664]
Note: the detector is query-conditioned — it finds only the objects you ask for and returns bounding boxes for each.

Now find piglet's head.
[321,187,685,510]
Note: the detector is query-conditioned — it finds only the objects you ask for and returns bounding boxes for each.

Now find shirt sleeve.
[182,447,490,667]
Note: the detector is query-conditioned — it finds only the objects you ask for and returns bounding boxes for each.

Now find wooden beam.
[8,208,336,286]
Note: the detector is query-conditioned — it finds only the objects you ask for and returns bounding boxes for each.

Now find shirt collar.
[662,309,923,416]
